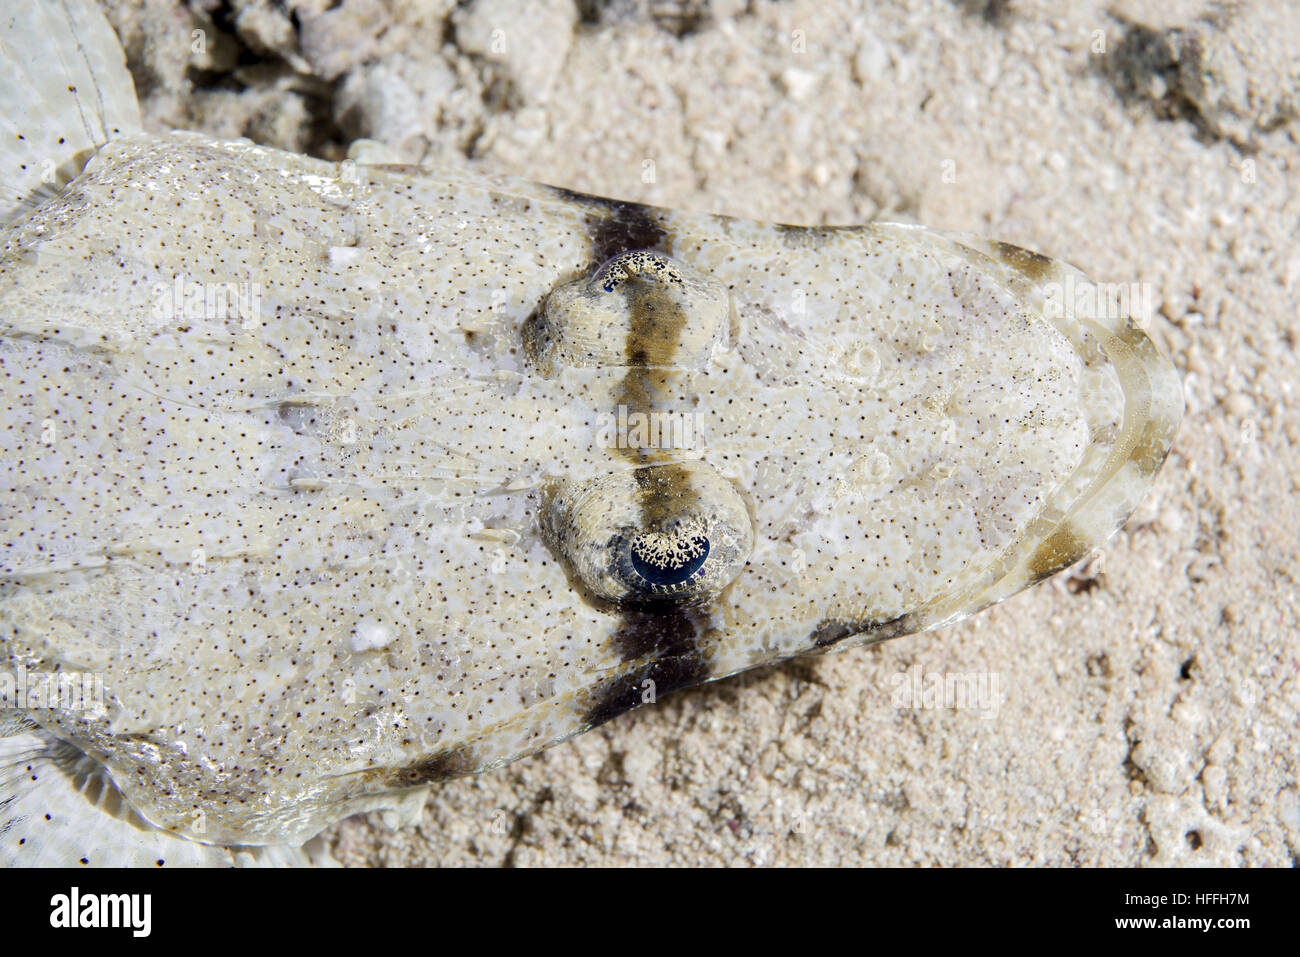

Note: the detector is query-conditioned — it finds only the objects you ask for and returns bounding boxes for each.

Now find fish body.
[0,1,1181,864]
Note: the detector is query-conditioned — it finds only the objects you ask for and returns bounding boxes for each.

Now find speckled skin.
[0,2,1180,860]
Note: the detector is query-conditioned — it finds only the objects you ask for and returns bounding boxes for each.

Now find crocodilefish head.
[517,214,1181,694]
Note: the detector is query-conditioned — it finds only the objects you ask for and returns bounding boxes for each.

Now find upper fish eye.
[524,249,728,375]
[540,462,752,605]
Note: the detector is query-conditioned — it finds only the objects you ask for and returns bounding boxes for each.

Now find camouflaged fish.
[0,0,1181,866]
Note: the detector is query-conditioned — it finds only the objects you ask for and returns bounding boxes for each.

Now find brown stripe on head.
[775,224,839,249]
[610,251,694,481]
[613,278,706,604]
[584,605,711,728]
[617,254,692,371]
[1027,523,1090,583]
[583,651,711,730]
[1129,417,1177,476]
[390,746,478,786]
[994,241,1056,283]
[546,185,671,262]
[608,603,704,662]
[810,612,919,650]
[587,299,716,719]
[1116,318,1161,354]
[532,199,720,726]
[630,459,697,525]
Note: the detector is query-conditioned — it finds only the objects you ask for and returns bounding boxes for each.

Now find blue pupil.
[630,535,710,587]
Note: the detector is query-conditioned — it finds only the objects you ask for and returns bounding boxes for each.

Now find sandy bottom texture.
[98,0,1298,865]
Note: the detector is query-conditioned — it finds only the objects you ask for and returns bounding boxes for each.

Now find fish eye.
[627,527,710,588]
[524,249,728,375]
[540,462,752,604]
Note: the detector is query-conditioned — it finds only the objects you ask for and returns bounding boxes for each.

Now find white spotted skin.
[0,3,1181,861]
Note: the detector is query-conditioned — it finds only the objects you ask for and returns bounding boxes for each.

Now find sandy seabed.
[100,0,1299,866]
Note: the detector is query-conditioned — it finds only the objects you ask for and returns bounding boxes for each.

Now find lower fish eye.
[628,530,711,588]
[539,461,753,605]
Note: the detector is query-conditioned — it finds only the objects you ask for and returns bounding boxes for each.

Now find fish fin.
[0,720,320,867]
[0,0,142,222]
